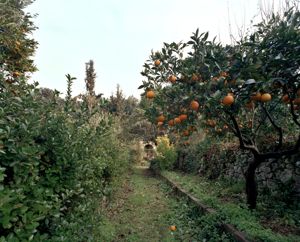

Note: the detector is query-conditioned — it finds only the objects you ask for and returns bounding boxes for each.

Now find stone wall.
[197,146,300,196]
[222,151,300,196]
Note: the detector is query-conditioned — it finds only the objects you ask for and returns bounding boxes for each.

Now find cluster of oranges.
[153,100,200,134]
[146,59,300,140]
[222,92,273,107]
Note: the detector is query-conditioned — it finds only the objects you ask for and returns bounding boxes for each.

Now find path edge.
[153,169,252,242]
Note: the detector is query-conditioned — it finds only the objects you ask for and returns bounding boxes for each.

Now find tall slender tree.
[84,60,96,96]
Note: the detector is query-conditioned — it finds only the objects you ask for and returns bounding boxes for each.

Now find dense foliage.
[0,2,131,240]
[150,136,177,170]
[141,7,300,208]
[0,73,130,241]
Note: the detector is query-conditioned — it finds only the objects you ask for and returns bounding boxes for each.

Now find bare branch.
[227,111,259,155]
[261,135,300,159]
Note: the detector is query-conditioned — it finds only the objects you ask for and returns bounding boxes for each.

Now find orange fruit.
[251,92,262,101]
[294,98,300,105]
[192,74,199,81]
[188,126,196,131]
[179,114,188,121]
[222,95,234,106]
[217,128,222,133]
[174,117,181,124]
[190,100,199,111]
[207,119,216,127]
[220,71,229,77]
[146,90,155,99]
[282,94,290,103]
[168,120,175,126]
[168,75,177,83]
[182,130,189,136]
[261,93,272,102]
[170,225,176,231]
[12,71,21,78]
[183,141,190,145]
[154,60,161,66]
[157,115,165,122]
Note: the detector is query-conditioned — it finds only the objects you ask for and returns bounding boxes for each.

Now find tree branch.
[261,105,283,151]
[227,111,259,156]
[290,99,300,127]
[261,135,300,160]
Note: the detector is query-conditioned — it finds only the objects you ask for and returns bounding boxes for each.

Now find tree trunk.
[245,157,263,209]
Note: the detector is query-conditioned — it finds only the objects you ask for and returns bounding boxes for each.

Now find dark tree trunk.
[175,150,186,170]
[245,157,264,209]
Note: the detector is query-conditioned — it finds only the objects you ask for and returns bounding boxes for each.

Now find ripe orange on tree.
[190,100,199,111]
[12,71,21,78]
[157,115,165,122]
[154,59,161,66]
[182,130,189,136]
[157,121,163,126]
[222,94,234,106]
[261,93,272,102]
[294,98,300,105]
[192,73,200,81]
[168,75,177,83]
[207,119,216,127]
[168,120,175,126]
[169,225,176,231]
[146,90,155,99]
[174,117,181,124]
[183,141,190,145]
[251,92,262,101]
[282,94,290,103]
[188,125,196,131]
[179,114,188,121]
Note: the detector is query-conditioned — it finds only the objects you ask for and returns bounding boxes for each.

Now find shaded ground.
[105,166,177,242]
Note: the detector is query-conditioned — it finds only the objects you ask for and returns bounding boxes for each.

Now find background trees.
[0,0,37,76]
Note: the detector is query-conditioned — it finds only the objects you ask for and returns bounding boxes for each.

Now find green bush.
[0,76,129,241]
[150,136,177,171]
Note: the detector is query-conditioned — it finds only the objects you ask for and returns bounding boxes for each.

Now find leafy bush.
[0,76,129,241]
[150,136,177,170]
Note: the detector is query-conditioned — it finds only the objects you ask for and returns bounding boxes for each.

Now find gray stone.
[280,169,293,183]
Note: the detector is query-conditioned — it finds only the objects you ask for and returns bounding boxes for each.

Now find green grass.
[162,171,300,242]
[99,167,235,241]
[100,167,177,241]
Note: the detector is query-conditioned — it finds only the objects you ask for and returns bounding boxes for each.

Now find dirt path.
[105,166,177,242]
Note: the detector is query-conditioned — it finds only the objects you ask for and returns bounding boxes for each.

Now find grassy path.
[104,166,177,242]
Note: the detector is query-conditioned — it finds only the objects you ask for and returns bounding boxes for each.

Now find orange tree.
[139,8,300,209]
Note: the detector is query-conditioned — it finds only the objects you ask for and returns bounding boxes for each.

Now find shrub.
[150,136,177,170]
[0,76,129,241]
